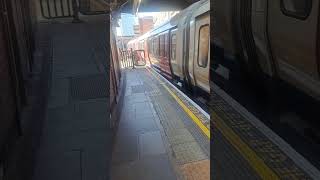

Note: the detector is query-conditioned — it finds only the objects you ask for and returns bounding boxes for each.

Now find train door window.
[160,35,165,57]
[164,33,168,58]
[153,38,156,55]
[153,38,157,56]
[171,34,177,62]
[153,38,156,56]
[152,38,155,55]
[197,25,209,67]
[156,36,160,57]
[281,0,312,19]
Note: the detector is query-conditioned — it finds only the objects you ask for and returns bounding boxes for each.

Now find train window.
[153,38,156,56]
[160,35,165,57]
[153,38,157,56]
[197,25,209,68]
[153,37,157,57]
[164,34,168,58]
[159,37,161,57]
[281,0,312,20]
[171,34,177,62]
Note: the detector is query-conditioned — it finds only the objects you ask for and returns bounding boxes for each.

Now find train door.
[147,38,152,64]
[193,12,210,93]
[170,29,179,78]
[159,31,171,78]
[153,35,160,70]
[267,0,320,97]
[251,0,274,77]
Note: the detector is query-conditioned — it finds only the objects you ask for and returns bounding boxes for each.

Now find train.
[213,0,320,101]
[128,0,210,95]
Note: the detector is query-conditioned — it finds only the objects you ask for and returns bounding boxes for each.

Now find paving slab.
[112,154,177,180]
[33,151,81,180]
[33,16,111,180]
[112,69,210,180]
[139,131,166,157]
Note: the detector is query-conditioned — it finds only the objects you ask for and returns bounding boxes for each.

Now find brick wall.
[139,17,154,35]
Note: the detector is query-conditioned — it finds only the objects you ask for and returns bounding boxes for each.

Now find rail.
[40,0,74,19]
[39,0,108,19]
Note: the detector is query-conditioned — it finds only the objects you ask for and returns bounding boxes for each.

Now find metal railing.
[39,0,108,19]
[79,0,109,15]
[119,49,134,68]
[119,49,147,69]
[132,50,146,66]
[40,0,74,19]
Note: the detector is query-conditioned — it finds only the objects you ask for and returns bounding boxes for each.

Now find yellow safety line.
[147,68,280,179]
[148,69,280,180]
[147,68,210,139]
[212,111,280,180]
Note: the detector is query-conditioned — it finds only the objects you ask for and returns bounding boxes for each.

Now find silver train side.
[213,0,320,101]
[128,0,211,95]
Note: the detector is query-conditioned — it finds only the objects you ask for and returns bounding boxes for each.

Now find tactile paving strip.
[209,89,312,179]
[172,142,207,164]
[164,81,210,130]
[158,85,210,157]
[212,129,260,180]
[145,68,210,156]
[70,74,108,101]
[139,69,209,165]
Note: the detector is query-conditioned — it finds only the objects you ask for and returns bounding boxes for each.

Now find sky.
[116,12,159,36]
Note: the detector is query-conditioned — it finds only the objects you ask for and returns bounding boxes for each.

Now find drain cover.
[70,74,108,100]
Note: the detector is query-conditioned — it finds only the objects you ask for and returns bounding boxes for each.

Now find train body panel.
[188,0,210,93]
[251,0,274,77]
[215,0,320,100]
[158,30,171,77]
[268,0,320,99]
[212,0,237,58]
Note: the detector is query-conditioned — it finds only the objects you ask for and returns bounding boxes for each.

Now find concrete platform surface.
[32,15,111,180]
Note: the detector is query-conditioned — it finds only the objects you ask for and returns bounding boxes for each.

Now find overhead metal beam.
[119,0,199,14]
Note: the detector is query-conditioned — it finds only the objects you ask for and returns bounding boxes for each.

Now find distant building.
[133,25,140,36]
[120,13,135,36]
[138,16,154,35]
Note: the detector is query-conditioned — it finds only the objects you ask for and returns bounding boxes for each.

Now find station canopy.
[111,0,199,14]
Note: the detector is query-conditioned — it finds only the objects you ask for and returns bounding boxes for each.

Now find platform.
[210,82,320,179]
[32,16,111,180]
[111,67,210,180]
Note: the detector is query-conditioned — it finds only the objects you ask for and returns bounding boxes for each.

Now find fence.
[119,50,133,68]
[119,49,147,69]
